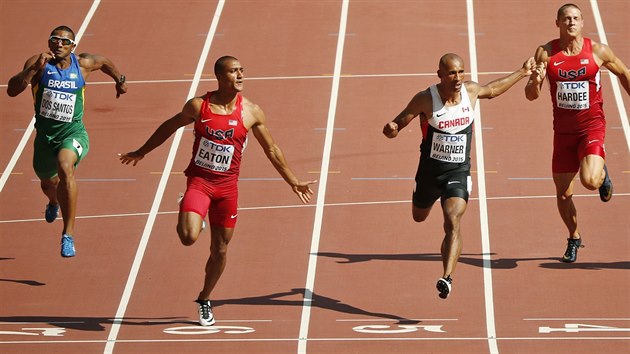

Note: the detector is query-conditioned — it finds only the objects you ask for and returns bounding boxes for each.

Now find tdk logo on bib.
[44,90,75,102]
[558,82,587,90]
[436,134,465,143]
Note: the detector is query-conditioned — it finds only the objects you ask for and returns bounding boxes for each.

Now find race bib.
[40,88,76,122]
[556,81,589,110]
[430,133,466,163]
[194,136,234,172]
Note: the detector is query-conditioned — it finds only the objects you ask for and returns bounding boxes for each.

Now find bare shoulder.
[590,40,614,62]
[182,96,204,116]
[241,96,265,128]
[243,96,264,117]
[533,42,552,62]
[412,88,433,106]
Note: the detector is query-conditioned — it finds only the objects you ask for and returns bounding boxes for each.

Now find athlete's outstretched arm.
[477,57,534,100]
[250,104,316,204]
[119,98,200,166]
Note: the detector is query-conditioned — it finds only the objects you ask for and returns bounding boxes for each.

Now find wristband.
[117,74,126,85]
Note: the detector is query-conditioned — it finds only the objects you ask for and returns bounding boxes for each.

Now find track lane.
[109,1,338,353]
[474,1,629,353]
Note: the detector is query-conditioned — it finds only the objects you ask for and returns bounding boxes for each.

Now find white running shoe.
[194,299,215,326]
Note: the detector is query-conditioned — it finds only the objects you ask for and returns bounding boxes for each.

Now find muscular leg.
[40,177,60,205]
[56,148,78,235]
[579,154,606,190]
[440,197,467,278]
[553,172,580,239]
[176,211,233,300]
[198,225,234,300]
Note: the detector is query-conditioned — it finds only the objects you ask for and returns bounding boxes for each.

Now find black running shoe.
[436,276,452,299]
[599,165,613,202]
[194,299,215,326]
[562,238,582,263]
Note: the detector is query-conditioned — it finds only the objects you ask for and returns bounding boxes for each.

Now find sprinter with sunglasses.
[7,25,128,257]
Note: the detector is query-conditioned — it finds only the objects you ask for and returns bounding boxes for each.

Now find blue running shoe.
[60,234,75,258]
[45,203,59,223]
[598,165,612,202]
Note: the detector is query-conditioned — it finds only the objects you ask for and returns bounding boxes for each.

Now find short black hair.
[50,25,75,39]
[557,3,581,20]
[214,55,239,75]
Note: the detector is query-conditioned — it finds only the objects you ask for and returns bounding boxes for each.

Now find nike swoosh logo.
[553,61,565,66]
[47,71,58,75]
[230,214,238,219]
[200,118,212,123]
[436,112,446,117]
[588,139,599,144]
[447,181,460,184]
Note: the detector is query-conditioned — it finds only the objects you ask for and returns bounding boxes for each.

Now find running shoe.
[194,299,215,326]
[562,237,582,263]
[60,234,75,258]
[436,276,453,299]
[45,203,59,223]
[598,165,613,202]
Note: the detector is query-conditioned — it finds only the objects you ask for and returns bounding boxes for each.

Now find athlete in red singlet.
[525,3,630,263]
[119,56,316,326]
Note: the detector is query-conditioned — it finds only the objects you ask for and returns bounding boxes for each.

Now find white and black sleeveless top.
[419,84,474,173]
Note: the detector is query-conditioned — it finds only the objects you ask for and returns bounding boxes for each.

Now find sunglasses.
[49,36,75,46]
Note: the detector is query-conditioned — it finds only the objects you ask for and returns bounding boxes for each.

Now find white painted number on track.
[163,325,255,335]
[539,323,630,333]
[353,324,445,334]
[0,327,66,336]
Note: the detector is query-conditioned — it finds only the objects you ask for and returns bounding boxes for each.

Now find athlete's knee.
[412,205,431,222]
[413,213,428,223]
[579,174,600,191]
[176,224,198,246]
[443,215,462,234]
[56,162,75,180]
[40,178,58,192]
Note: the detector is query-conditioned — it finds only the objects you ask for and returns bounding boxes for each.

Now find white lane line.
[3,336,630,345]
[102,2,225,353]
[0,0,101,193]
[297,1,349,353]
[590,0,630,154]
[3,192,629,225]
[467,1,498,354]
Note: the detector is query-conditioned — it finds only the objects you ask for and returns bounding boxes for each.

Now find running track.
[0,1,628,353]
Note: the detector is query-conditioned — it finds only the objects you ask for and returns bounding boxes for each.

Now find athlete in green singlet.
[7,25,128,257]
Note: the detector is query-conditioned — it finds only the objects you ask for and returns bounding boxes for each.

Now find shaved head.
[439,53,464,71]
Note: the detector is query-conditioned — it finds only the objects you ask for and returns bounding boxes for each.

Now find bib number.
[194,137,234,172]
[40,88,76,122]
[556,81,589,110]
[430,133,466,163]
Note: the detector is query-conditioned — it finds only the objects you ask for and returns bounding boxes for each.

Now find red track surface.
[1,1,628,353]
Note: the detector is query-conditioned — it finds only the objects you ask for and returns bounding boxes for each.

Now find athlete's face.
[218,60,244,92]
[48,30,76,60]
[438,59,465,93]
[556,7,583,38]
